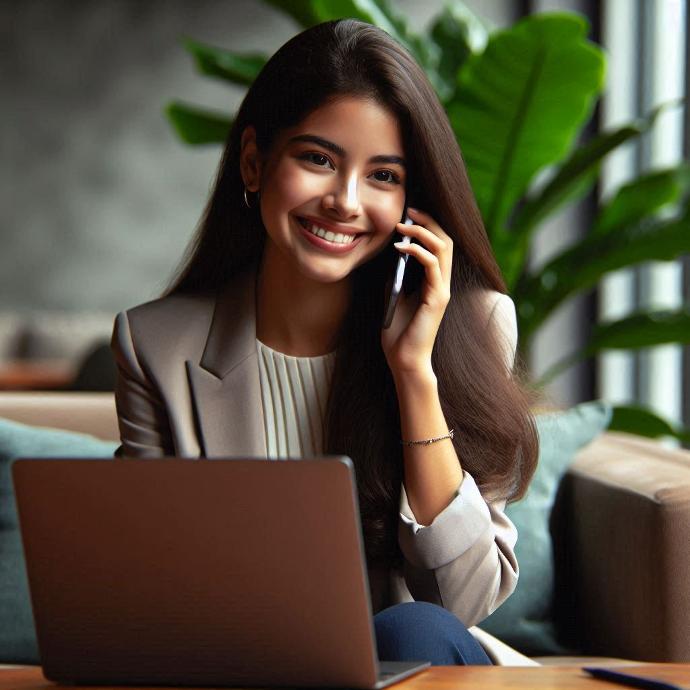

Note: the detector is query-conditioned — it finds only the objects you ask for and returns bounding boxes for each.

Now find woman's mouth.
[296,217,364,254]
[297,217,357,245]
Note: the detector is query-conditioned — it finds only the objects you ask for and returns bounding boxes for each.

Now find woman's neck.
[255,247,350,357]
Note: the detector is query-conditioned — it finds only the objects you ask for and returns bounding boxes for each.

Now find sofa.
[1,391,689,667]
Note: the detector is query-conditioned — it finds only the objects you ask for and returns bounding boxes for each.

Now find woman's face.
[244,96,407,285]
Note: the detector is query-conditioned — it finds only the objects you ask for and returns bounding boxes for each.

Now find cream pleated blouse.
[256,339,336,459]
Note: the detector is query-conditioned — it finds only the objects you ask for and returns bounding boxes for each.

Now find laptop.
[12,457,430,688]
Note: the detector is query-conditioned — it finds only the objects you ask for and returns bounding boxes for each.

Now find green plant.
[165,0,690,443]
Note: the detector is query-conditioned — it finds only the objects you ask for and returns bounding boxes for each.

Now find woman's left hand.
[381,206,453,380]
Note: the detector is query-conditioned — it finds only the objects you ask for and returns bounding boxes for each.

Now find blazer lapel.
[186,266,268,458]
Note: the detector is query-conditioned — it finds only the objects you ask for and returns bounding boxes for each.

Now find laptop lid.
[12,457,428,688]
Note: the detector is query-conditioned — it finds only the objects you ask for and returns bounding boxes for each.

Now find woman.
[111,19,538,665]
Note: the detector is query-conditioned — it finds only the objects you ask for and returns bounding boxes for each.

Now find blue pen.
[583,666,687,690]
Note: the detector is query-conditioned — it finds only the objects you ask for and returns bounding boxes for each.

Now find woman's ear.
[240,126,262,192]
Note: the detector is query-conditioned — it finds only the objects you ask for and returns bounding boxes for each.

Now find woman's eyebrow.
[288,134,406,168]
[370,154,406,167]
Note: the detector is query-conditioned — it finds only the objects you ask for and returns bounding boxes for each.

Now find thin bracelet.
[401,429,454,447]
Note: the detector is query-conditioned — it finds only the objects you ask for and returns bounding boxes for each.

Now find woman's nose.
[323,173,362,218]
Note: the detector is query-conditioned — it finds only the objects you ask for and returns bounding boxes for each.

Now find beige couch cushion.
[0,392,119,442]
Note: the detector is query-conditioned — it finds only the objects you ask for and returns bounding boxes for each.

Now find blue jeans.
[373,602,492,666]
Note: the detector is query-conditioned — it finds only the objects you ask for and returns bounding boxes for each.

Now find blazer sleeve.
[488,292,518,372]
[111,311,174,457]
[396,292,519,627]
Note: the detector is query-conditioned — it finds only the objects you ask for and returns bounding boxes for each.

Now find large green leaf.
[586,309,690,350]
[182,38,267,86]
[448,13,605,240]
[262,0,323,26]
[608,405,690,444]
[510,103,671,240]
[499,107,669,289]
[429,1,489,102]
[517,209,690,339]
[537,309,690,384]
[593,164,690,237]
[165,102,233,145]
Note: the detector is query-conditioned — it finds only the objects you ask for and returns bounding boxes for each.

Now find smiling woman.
[242,97,407,303]
[110,18,539,666]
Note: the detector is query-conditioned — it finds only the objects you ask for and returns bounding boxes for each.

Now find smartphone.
[382,215,414,329]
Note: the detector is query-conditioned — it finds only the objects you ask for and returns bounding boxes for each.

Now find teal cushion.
[479,401,612,655]
[0,418,116,663]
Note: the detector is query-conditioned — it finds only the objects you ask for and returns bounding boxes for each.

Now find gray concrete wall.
[3,0,297,313]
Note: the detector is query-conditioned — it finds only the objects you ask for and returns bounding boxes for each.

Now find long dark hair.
[164,19,539,568]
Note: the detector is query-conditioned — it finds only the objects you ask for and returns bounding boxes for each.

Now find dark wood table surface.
[1,664,689,689]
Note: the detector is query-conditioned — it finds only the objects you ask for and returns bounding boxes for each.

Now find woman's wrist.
[393,365,450,447]
[393,362,462,526]
[390,362,437,392]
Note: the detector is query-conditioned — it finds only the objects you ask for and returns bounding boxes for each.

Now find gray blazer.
[111,266,519,627]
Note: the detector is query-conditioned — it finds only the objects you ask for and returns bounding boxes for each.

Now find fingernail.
[394,242,406,248]
[407,206,419,214]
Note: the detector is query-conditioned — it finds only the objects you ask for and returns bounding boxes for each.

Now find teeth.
[301,219,356,245]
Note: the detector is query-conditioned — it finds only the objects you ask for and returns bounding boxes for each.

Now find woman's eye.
[301,152,332,168]
[374,170,400,184]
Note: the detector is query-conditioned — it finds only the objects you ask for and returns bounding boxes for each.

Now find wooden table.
[1,664,689,689]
